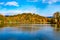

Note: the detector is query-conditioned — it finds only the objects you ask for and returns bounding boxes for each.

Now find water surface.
[0,24,60,40]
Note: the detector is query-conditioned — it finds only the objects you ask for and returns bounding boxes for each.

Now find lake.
[0,24,60,40]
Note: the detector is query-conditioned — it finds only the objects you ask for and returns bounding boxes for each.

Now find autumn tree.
[51,12,60,24]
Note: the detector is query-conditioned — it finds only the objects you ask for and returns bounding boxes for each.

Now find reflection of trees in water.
[0,23,5,28]
[4,23,21,27]
[18,24,41,32]
[51,24,60,31]
[0,23,21,28]
[0,24,41,32]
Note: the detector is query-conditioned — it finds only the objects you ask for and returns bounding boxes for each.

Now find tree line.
[0,12,60,24]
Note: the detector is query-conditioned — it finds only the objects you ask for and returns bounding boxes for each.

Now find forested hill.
[0,13,49,24]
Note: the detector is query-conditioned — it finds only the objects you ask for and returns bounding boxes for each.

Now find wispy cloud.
[42,0,60,4]
[0,6,40,15]
[40,4,60,16]
[5,1,19,7]
[27,0,38,2]
[0,2,4,5]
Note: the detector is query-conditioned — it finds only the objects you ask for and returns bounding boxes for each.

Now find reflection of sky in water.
[0,25,55,40]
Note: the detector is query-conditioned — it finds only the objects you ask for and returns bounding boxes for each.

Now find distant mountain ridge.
[47,16,52,18]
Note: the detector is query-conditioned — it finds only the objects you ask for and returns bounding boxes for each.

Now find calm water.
[0,24,60,40]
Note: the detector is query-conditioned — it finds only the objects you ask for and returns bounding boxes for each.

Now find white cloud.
[0,2,4,5]
[19,6,40,14]
[0,5,60,17]
[0,6,40,15]
[42,0,60,4]
[27,0,38,2]
[40,5,60,16]
[5,1,19,7]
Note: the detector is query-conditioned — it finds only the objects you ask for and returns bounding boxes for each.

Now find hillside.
[0,13,49,24]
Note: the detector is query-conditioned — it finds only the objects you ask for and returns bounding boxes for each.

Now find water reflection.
[0,24,52,32]
[51,24,60,31]
[0,24,55,40]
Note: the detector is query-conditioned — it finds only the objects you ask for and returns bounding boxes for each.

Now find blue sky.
[0,0,60,16]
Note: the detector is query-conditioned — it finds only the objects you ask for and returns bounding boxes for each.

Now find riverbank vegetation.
[0,12,60,24]
[51,12,60,24]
